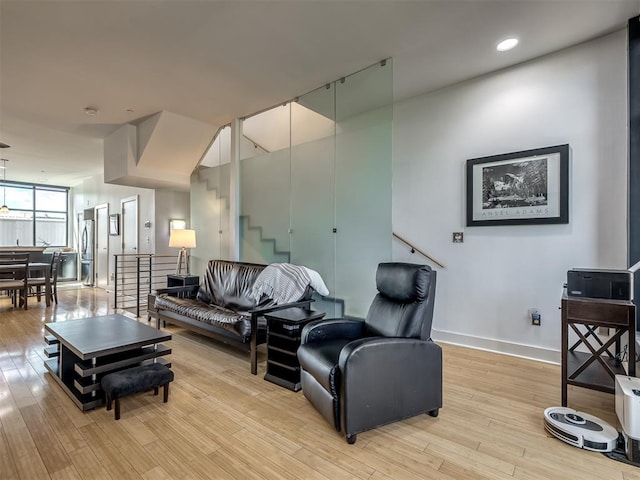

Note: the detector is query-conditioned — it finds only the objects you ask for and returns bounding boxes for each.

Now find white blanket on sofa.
[251,263,329,305]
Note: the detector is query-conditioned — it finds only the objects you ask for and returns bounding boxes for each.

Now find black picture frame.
[466,144,569,227]
[109,213,120,236]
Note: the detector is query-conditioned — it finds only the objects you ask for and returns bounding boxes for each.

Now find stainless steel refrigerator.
[80,219,94,286]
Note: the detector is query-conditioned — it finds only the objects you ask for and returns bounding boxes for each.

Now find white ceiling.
[1,0,639,187]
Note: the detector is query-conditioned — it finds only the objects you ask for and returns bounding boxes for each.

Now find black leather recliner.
[297,262,442,444]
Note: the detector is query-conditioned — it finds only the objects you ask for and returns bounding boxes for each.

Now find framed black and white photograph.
[109,213,120,236]
[466,144,569,226]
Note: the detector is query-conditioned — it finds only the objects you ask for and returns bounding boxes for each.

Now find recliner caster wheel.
[428,408,439,417]
[346,434,357,444]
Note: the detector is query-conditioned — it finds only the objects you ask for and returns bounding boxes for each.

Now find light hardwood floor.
[0,286,638,479]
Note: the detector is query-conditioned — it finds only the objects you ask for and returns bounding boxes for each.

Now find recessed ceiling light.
[497,38,519,52]
[84,107,98,116]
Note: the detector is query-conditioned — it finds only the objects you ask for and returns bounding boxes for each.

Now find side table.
[264,307,325,391]
[561,291,636,407]
[166,274,199,298]
[167,274,199,289]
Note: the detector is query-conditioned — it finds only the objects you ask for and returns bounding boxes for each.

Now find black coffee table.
[44,314,171,410]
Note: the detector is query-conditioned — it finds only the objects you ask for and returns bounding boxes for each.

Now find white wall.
[154,189,190,256]
[392,30,628,363]
[72,173,157,286]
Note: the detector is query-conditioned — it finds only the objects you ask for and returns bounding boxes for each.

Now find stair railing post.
[136,255,141,318]
[149,255,153,294]
[114,255,118,311]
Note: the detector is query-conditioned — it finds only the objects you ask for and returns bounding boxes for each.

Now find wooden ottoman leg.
[153,386,159,396]
[163,383,170,403]
[106,393,112,411]
[114,398,121,420]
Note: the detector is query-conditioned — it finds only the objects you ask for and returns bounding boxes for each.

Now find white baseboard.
[432,328,560,365]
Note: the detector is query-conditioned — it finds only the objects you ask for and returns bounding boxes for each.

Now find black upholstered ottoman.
[100,363,174,420]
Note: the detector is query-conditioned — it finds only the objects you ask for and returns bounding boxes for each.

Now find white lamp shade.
[169,229,196,248]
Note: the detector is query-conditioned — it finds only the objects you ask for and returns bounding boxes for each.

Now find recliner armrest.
[301,318,365,344]
[338,337,441,371]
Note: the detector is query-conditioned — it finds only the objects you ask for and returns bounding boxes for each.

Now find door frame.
[76,212,83,282]
[120,195,139,254]
[94,203,109,288]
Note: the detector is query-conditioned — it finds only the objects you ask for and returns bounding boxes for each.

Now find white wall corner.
[104,124,137,184]
[136,112,162,163]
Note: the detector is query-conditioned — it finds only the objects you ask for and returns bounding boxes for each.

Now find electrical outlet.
[530,308,541,326]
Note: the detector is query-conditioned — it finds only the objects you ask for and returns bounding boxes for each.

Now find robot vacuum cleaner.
[544,406,618,452]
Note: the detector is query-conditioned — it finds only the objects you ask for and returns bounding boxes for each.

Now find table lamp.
[169,229,196,275]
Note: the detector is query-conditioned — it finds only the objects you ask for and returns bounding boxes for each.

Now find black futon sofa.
[153,260,314,374]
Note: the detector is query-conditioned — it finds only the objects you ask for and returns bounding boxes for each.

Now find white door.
[94,204,109,289]
[121,196,138,255]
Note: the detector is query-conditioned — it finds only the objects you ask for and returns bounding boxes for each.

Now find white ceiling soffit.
[104,111,215,190]
[1,1,639,186]
[136,111,215,176]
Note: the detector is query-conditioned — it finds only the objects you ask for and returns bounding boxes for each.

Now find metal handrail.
[392,232,446,269]
[113,254,178,317]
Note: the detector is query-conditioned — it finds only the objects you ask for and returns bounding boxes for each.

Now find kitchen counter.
[0,247,46,252]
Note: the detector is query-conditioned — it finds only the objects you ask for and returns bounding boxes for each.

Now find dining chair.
[0,256,30,309]
[28,251,61,304]
[0,252,29,287]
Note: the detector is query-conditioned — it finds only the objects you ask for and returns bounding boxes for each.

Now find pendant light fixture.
[0,158,9,214]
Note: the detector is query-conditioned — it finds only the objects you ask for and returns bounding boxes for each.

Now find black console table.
[264,308,325,391]
[561,292,636,407]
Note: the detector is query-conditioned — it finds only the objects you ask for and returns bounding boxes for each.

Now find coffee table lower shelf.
[44,359,102,410]
[44,355,171,411]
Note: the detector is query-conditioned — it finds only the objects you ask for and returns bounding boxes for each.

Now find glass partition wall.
[190,60,392,317]
[239,60,393,317]
[335,61,394,318]
[240,105,292,264]
[191,125,232,275]
[291,83,337,315]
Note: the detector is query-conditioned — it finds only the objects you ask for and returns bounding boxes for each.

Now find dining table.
[0,262,52,307]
